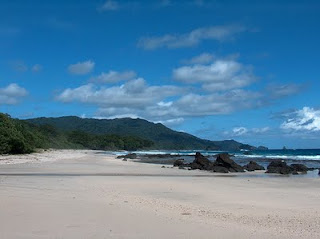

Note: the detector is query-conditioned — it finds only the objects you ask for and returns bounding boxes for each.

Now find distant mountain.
[26,116,258,151]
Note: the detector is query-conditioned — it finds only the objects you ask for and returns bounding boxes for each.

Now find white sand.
[0,150,319,238]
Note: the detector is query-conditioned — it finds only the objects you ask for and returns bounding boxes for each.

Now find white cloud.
[103,89,262,120]
[138,25,246,50]
[173,60,255,91]
[157,101,173,107]
[281,107,320,132]
[56,56,300,125]
[0,84,28,105]
[224,126,270,137]
[182,53,214,65]
[232,127,248,136]
[56,73,262,124]
[56,78,182,109]
[32,64,42,72]
[252,127,270,134]
[90,70,136,83]
[68,60,95,75]
[99,0,119,11]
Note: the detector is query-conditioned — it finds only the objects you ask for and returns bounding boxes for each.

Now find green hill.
[0,113,153,154]
[26,116,257,150]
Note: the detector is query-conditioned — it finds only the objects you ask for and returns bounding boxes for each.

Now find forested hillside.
[27,116,257,150]
[0,113,153,154]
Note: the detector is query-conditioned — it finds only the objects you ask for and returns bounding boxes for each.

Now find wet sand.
[0,150,319,238]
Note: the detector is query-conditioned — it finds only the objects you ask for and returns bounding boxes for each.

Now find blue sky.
[1,0,320,149]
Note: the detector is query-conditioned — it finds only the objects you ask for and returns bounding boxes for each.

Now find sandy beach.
[0,150,319,239]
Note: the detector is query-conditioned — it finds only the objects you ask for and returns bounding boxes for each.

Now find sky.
[1,0,320,149]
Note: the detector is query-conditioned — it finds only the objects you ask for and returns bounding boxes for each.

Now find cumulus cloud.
[281,107,320,132]
[0,83,28,105]
[99,0,119,11]
[94,88,262,122]
[68,60,95,75]
[173,60,255,91]
[56,65,264,124]
[56,56,301,125]
[232,127,248,136]
[138,25,246,50]
[182,53,214,65]
[224,126,270,137]
[56,78,182,109]
[90,70,136,83]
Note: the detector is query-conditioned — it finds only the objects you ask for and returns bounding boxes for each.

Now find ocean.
[110,149,320,171]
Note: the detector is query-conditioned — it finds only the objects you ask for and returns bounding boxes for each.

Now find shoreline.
[1,149,320,238]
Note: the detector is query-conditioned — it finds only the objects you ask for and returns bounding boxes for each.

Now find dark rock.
[190,162,204,170]
[194,152,211,168]
[173,159,185,167]
[257,146,268,150]
[213,153,244,172]
[212,166,229,173]
[266,160,294,174]
[290,164,308,172]
[188,152,213,170]
[117,153,137,159]
[122,158,127,161]
[161,166,166,168]
[244,161,265,171]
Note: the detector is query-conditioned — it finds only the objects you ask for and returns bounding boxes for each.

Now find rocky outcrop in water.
[244,161,265,171]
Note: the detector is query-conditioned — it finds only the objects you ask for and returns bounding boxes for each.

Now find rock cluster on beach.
[266,160,309,175]
[173,152,311,175]
[174,152,249,173]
